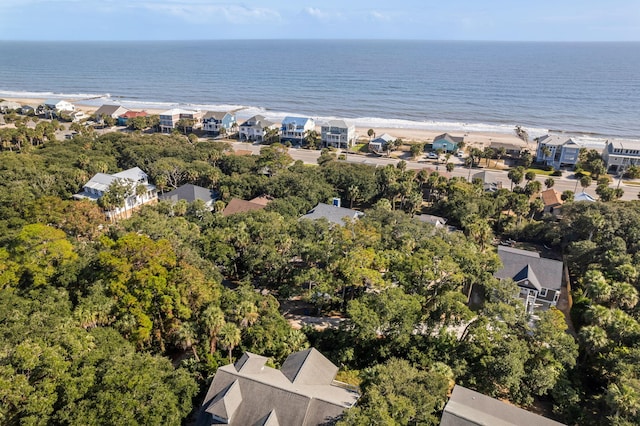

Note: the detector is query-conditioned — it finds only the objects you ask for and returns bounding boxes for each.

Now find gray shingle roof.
[94,104,128,118]
[300,203,363,226]
[203,111,229,120]
[441,385,565,426]
[434,133,464,144]
[159,183,216,205]
[495,246,563,291]
[280,348,338,386]
[197,349,359,426]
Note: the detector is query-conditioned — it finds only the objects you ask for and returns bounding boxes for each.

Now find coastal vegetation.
[0,130,639,424]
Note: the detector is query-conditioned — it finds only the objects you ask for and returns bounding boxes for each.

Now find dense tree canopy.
[0,128,634,424]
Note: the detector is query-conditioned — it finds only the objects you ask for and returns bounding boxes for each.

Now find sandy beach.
[1,95,531,149]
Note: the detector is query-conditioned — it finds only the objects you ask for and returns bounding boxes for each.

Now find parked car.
[428,152,439,159]
[457,150,465,158]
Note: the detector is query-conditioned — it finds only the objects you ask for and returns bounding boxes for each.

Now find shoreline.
[0,94,616,149]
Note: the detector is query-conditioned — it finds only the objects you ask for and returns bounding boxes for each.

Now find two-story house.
[159,108,204,133]
[73,167,157,220]
[602,139,640,173]
[238,115,277,142]
[197,348,359,426]
[202,111,237,136]
[280,116,315,143]
[535,134,605,169]
[320,119,356,149]
[495,246,563,314]
[43,99,75,112]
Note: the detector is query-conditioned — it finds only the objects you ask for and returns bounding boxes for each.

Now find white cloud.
[140,2,281,24]
[302,6,344,21]
[304,7,328,20]
[369,10,390,22]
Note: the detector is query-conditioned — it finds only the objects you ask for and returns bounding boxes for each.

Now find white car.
[428,152,439,159]
[457,150,465,158]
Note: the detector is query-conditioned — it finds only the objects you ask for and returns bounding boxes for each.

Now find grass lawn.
[352,143,369,153]
[524,167,555,176]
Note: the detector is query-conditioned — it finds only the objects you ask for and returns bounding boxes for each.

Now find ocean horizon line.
[2,39,640,44]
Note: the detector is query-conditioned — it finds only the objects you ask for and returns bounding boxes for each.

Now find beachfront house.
[94,104,129,123]
[280,116,315,143]
[369,133,395,153]
[535,134,606,170]
[202,111,237,136]
[494,246,563,315]
[238,115,278,142]
[490,141,524,158]
[20,105,37,115]
[197,348,359,426]
[432,133,464,152]
[320,120,356,149]
[117,110,148,126]
[602,139,640,173]
[0,100,22,112]
[73,167,157,220]
[440,385,565,426]
[43,99,75,112]
[68,111,86,122]
[159,108,204,133]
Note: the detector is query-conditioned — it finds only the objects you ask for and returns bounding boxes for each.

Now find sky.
[1,0,639,41]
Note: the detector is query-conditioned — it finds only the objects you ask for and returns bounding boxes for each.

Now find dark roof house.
[197,348,359,426]
[159,183,217,208]
[495,246,564,314]
[440,385,565,426]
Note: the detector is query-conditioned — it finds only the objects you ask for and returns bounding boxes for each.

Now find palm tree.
[219,322,241,363]
[578,175,592,192]
[201,305,226,354]
[367,128,375,141]
[544,177,555,189]
[236,301,259,329]
[347,184,360,208]
[174,321,200,361]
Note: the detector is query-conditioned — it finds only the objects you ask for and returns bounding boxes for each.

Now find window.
[540,288,548,297]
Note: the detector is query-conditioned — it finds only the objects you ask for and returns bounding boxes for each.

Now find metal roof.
[441,385,565,426]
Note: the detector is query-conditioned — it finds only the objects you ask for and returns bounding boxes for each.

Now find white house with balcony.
[602,139,640,173]
[43,99,76,112]
[536,134,605,169]
[73,167,157,220]
[202,111,236,136]
[159,108,204,133]
[280,116,315,143]
[238,115,278,142]
[321,120,356,149]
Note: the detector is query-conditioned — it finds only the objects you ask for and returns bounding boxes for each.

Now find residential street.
[231,141,640,201]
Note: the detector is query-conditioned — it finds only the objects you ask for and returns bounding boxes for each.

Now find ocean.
[1,40,639,140]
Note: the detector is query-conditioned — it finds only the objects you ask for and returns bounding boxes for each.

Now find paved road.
[231,141,640,201]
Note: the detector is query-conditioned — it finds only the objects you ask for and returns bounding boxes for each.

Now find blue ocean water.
[0,40,639,139]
